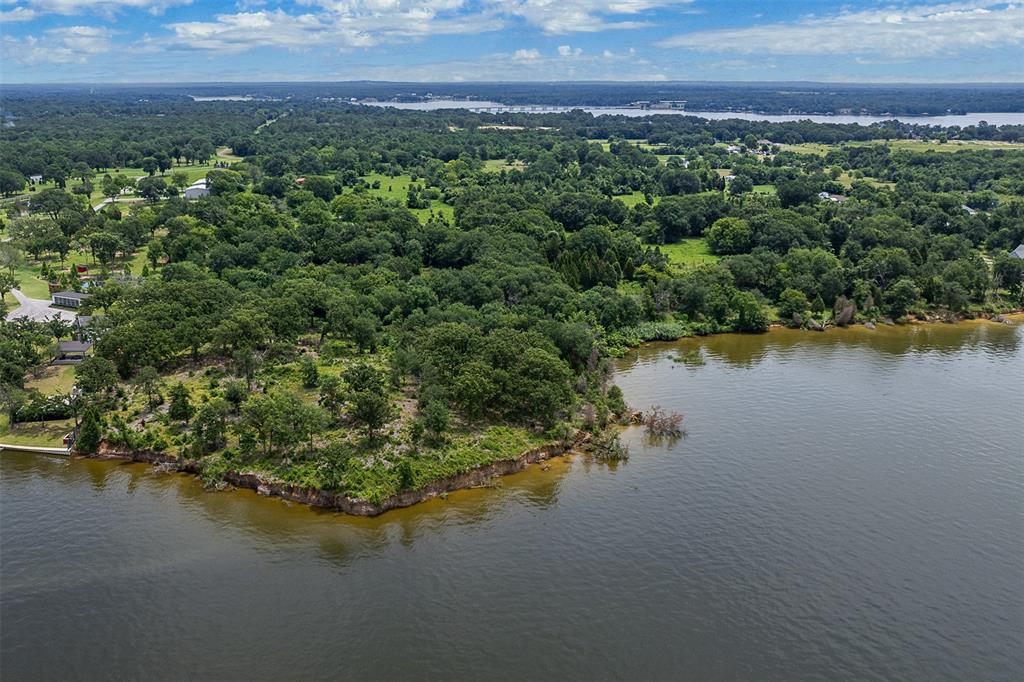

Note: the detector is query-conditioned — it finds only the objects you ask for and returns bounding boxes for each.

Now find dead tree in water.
[644,405,685,437]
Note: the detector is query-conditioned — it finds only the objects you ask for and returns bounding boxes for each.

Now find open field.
[483,159,526,172]
[361,173,455,222]
[659,238,718,268]
[752,184,777,195]
[614,191,653,208]
[779,139,1024,156]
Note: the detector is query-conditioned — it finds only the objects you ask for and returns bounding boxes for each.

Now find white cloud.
[4,0,191,16]
[658,1,1024,57]
[0,6,38,20]
[163,3,502,51]
[321,46,665,81]
[513,47,541,60]
[2,25,113,64]
[557,44,582,57]
[501,0,695,33]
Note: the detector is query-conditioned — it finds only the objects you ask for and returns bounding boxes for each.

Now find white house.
[184,178,210,199]
[29,174,43,184]
[1011,244,1024,260]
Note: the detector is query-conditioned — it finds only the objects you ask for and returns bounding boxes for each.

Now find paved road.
[5,289,77,322]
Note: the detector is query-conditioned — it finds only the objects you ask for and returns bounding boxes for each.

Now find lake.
[2,321,1022,680]
[359,101,1024,127]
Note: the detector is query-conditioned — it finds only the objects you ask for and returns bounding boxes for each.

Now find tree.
[885,278,920,318]
[141,157,159,176]
[705,217,752,255]
[136,177,167,203]
[348,389,395,440]
[76,356,118,395]
[88,232,121,266]
[76,405,103,453]
[451,360,497,422]
[191,398,230,455]
[777,288,809,321]
[421,399,449,444]
[0,170,26,197]
[134,366,161,409]
[732,291,769,332]
[168,382,193,424]
[300,355,319,388]
[0,272,19,300]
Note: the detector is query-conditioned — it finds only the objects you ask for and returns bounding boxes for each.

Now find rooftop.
[53,291,90,300]
[57,340,92,353]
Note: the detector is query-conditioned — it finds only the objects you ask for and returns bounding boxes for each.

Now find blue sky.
[1,0,1021,83]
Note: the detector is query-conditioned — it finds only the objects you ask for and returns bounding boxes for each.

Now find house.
[55,340,92,363]
[1011,244,1024,260]
[961,204,978,216]
[183,178,210,199]
[723,175,736,182]
[818,191,848,203]
[29,174,43,184]
[52,291,89,308]
[726,145,742,154]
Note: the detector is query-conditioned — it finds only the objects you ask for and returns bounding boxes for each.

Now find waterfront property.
[51,291,89,308]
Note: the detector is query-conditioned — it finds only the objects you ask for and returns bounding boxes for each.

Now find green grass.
[659,238,718,269]
[26,365,76,395]
[483,159,526,172]
[7,262,52,299]
[752,184,777,196]
[360,173,455,223]
[777,143,832,156]
[0,414,75,447]
[614,191,653,208]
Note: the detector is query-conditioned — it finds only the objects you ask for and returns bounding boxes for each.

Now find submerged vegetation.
[1,90,1023,504]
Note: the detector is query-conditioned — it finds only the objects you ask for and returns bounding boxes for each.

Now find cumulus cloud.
[513,47,541,60]
[2,24,114,64]
[657,1,1024,57]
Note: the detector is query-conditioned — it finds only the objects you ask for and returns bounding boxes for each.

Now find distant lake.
[360,101,1024,127]
[3,320,1022,679]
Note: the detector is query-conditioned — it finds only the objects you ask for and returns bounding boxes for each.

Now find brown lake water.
[2,321,1022,680]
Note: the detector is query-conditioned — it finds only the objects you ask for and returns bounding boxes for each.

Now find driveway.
[5,289,77,322]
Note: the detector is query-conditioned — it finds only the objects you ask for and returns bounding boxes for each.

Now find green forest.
[2,95,1023,504]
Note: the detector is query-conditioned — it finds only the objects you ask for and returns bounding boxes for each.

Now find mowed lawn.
[0,366,78,447]
[659,238,718,269]
[0,414,75,446]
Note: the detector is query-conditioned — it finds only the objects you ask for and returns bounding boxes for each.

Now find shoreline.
[88,431,591,517]
[14,312,1021,514]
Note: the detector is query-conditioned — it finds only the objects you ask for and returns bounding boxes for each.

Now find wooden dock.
[0,443,71,456]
